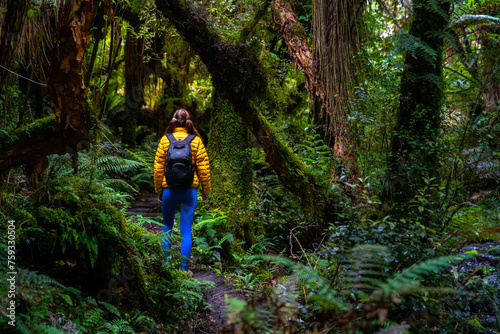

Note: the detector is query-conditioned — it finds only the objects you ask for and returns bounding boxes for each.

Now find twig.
[457,261,485,289]
[290,229,313,270]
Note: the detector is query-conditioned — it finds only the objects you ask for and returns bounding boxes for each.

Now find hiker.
[154,109,210,272]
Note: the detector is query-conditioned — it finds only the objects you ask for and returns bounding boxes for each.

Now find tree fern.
[341,244,393,298]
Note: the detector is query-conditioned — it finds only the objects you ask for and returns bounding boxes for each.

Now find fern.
[83,308,106,328]
[101,179,138,194]
[450,14,500,29]
[294,132,333,177]
[371,253,473,300]
[193,212,227,230]
[341,245,392,298]
[398,33,438,65]
[98,301,121,317]
[16,317,32,334]
[103,319,135,334]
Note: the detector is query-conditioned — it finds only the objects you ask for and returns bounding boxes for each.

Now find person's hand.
[202,193,208,203]
[158,189,163,203]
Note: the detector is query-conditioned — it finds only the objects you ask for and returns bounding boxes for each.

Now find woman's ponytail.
[165,109,201,137]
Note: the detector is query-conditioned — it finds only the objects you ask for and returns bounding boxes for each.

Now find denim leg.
[161,189,178,261]
[179,188,198,271]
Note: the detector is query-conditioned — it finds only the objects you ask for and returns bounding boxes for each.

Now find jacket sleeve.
[195,138,211,196]
[154,136,168,195]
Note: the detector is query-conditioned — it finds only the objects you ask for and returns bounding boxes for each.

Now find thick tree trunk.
[155,0,326,213]
[47,0,98,147]
[385,0,451,203]
[122,17,145,148]
[0,0,29,89]
[274,0,361,187]
[312,0,362,185]
[0,0,99,175]
[208,96,261,244]
[272,0,316,100]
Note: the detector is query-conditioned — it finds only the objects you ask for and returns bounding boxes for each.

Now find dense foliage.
[1,0,499,333]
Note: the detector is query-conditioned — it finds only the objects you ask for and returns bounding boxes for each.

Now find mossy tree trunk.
[155,0,328,216]
[208,96,262,245]
[385,0,452,203]
[0,0,100,175]
[122,17,146,148]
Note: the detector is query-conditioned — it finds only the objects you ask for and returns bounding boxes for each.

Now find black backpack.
[165,133,196,188]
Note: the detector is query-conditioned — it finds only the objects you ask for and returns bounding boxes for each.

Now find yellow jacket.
[154,127,210,196]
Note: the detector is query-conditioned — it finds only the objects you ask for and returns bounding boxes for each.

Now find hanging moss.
[208,97,263,247]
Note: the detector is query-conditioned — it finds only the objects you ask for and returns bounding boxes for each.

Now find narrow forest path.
[127,191,244,333]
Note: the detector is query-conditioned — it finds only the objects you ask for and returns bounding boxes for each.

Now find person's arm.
[154,136,168,201]
[195,139,210,202]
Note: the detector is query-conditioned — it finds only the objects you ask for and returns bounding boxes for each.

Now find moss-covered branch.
[0,115,67,174]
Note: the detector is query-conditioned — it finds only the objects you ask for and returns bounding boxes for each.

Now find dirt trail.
[127,191,244,333]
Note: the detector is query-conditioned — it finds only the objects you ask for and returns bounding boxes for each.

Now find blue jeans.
[162,187,197,271]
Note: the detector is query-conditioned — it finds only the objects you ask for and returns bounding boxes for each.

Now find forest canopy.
[0,0,500,333]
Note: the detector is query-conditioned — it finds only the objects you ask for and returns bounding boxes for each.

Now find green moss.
[0,114,57,151]
[208,97,263,247]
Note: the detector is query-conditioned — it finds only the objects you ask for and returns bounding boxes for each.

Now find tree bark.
[208,95,261,244]
[122,17,146,148]
[47,0,99,146]
[312,0,362,184]
[385,0,452,203]
[155,0,326,213]
[272,0,316,101]
[0,0,29,89]
[0,0,99,175]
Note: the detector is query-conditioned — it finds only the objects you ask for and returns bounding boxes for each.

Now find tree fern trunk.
[313,0,362,185]
[122,18,145,148]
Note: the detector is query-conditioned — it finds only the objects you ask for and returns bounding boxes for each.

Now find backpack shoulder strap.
[183,134,196,143]
[166,133,176,143]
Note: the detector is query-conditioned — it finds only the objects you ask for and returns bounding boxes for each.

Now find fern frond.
[16,317,32,334]
[341,245,392,297]
[371,254,467,300]
[83,308,106,328]
[398,33,438,65]
[101,179,138,194]
[103,319,135,334]
[98,301,121,317]
[193,214,227,231]
[95,155,144,175]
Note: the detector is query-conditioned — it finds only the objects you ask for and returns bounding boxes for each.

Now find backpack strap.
[183,134,196,143]
[166,133,176,143]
